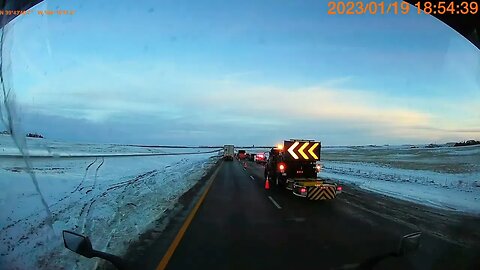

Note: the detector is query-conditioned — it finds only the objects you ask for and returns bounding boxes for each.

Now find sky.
[1,0,479,146]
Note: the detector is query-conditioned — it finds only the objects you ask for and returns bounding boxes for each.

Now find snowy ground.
[0,135,220,269]
[0,135,207,157]
[319,144,480,214]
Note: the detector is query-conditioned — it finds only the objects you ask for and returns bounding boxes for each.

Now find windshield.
[1,1,479,270]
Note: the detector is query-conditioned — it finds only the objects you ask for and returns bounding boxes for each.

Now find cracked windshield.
[0,0,479,269]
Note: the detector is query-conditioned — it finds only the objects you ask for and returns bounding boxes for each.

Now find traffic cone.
[265,177,270,190]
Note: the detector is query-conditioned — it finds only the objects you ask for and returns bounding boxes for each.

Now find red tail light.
[278,162,286,172]
[300,187,307,193]
[336,186,343,191]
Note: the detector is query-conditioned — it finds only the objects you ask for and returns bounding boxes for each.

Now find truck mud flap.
[307,186,336,200]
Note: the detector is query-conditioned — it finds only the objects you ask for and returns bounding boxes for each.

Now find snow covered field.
[0,135,220,269]
[319,144,480,214]
[0,135,209,157]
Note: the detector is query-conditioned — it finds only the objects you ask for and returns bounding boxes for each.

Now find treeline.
[454,140,480,147]
[26,133,44,138]
[0,130,44,138]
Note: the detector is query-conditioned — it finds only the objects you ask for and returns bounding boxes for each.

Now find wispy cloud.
[16,57,477,144]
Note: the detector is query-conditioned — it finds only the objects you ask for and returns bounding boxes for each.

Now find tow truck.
[264,139,342,200]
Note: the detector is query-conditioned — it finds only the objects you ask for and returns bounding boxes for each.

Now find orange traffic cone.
[265,177,270,190]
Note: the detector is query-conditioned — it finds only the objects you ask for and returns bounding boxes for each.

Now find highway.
[125,159,480,270]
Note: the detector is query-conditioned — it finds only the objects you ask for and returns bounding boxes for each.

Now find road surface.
[124,159,480,270]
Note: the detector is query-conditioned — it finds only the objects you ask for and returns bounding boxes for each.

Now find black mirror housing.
[63,230,95,258]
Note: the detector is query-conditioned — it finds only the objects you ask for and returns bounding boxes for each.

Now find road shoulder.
[106,160,223,270]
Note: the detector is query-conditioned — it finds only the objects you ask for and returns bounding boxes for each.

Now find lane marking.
[156,163,221,270]
[250,176,254,180]
[268,196,282,209]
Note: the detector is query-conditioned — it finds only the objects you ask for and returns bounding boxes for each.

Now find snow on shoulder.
[0,136,220,269]
[320,144,480,214]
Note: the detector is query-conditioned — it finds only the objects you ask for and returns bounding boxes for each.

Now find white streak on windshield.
[0,25,54,230]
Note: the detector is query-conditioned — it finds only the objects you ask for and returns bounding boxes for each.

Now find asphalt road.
[126,159,480,270]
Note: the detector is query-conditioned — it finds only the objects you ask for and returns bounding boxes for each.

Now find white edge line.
[250,176,254,180]
[268,196,282,209]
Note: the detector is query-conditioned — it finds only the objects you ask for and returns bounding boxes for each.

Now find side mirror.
[63,230,95,258]
[397,231,421,256]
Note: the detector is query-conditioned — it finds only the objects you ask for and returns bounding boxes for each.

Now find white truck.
[223,145,234,161]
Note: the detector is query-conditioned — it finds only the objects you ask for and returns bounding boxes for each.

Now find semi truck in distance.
[223,145,234,161]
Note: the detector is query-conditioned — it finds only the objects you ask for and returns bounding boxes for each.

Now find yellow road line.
[156,163,222,270]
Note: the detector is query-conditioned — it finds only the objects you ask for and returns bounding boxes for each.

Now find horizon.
[1,132,478,148]
[1,0,479,146]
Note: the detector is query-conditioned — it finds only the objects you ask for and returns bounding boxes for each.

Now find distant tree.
[454,140,480,147]
[26,132,44,139]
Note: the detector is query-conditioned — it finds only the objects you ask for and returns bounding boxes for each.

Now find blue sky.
[2,0,479,146]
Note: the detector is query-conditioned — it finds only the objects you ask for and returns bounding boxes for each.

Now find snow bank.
[319,145,480,214]
[0,136,220,269]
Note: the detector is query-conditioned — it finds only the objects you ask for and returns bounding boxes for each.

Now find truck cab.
[264,140,341,200]
[265,147,316,184]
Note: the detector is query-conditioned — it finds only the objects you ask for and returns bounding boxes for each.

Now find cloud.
[11,56,479,145]
[198,85,432,128]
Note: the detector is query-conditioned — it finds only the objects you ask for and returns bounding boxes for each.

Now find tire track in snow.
[1,158,102,240]
[1,158,99,233]
[81,169,158,234]
[86,157,104,194]
[72,158,98,193]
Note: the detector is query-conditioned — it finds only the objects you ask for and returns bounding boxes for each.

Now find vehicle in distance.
[223,144,234,161]
[264,139,342,200]
[237,150,246,160]
[254,152,267,164]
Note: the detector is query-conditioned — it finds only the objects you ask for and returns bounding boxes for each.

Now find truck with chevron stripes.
[264,139,342,200]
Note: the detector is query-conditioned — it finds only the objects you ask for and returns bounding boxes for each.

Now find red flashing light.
[337,186,343,191]
[278,163,286,172]
[300,187,307,193]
